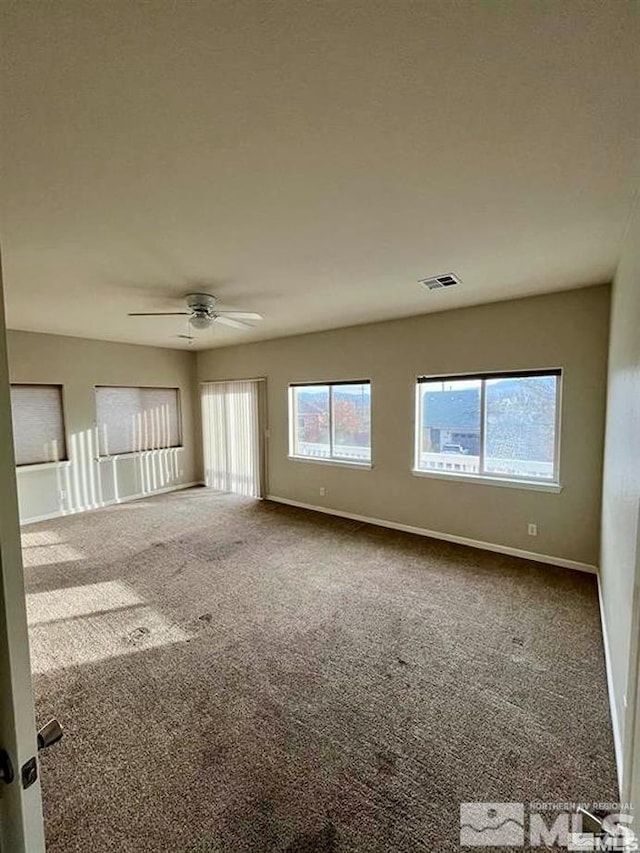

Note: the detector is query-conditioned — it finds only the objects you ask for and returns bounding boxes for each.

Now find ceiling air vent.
[419,273,462,291]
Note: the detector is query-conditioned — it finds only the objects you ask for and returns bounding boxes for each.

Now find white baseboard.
[597,576,624,795]
[20,481,204,526]
[266,494,598,574]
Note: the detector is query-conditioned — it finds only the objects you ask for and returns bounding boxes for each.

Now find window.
[10,384,67,466]
[96,386,181,456]
[289,381,371,465]
[415,370,561,483]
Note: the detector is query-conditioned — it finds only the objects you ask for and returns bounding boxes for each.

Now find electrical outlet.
[527,523,538,536]
[319,487,326,497]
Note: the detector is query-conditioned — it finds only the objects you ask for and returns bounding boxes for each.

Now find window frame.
[413,369,563,489]
[10,383,69,468]
[94,384,183,458]
[288,379,372,468]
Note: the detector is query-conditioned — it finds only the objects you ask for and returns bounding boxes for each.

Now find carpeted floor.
[23,487,617,852]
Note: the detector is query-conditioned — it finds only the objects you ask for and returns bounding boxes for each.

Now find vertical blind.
[96,386,181,455]
[201,380,262,497]
[10,384,67,466]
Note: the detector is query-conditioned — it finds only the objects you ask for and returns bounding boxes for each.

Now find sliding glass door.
[201,380,264,498]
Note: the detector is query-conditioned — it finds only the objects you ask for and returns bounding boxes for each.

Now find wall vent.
[419,273,462,291]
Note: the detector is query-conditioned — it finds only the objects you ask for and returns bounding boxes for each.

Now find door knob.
[37,719,63,751]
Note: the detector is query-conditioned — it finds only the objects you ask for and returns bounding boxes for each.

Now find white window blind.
[201,380,262,497]
[96,387,181,456]
[10,384,67,466]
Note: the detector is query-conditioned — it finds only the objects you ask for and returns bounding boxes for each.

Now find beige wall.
[600,200,640,797]
[7,330,201,523]
[197,285,610,568]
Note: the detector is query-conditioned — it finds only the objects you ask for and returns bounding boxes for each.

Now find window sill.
[411,469,563,493]
[96,447,185,462]
[288,455,372,471]
[16,460,71,473]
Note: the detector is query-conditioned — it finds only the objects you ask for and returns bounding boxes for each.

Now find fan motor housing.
[185,292,217,313]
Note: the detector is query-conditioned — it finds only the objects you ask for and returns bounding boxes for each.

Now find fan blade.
[215,315,252,330]
[128,312,191,316]
[216,311,263,321]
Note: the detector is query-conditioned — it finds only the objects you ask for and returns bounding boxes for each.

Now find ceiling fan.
[128,293,263,339]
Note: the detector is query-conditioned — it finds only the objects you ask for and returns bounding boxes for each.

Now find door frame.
[256,378,268,499]
[0,257,46,851]
[622,505,640,810]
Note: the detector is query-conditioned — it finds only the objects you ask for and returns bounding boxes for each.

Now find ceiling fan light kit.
[190,314,213,330]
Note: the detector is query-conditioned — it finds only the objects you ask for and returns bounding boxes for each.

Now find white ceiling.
[1,1,639,350]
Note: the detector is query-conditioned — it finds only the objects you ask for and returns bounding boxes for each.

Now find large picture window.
[10,384,68,466]
[414,370,561,483]
[289,381,371,465]
[96,386,181,456]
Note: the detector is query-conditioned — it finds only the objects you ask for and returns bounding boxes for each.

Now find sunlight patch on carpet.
[28,590,189,673]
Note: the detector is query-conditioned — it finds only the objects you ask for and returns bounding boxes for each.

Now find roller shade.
[96,386,181,456]
[10,384,67,466]
[417,369,561,383]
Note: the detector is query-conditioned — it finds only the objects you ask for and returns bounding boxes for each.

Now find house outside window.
[415,370,561,484]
